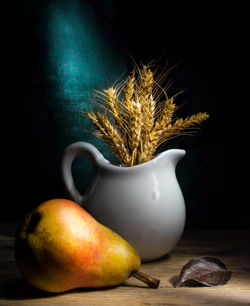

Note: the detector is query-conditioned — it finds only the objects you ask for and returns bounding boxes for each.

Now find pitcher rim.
[99,149,186,171]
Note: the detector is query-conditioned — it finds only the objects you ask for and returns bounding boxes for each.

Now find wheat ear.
[104,88,125,134]
[122,71,143,166]
[124,71,135,109]
[127,97,142,166]
[138,66,155,141]
[158,112,210,146]
[138,97,176,163]
[87,112,131,166]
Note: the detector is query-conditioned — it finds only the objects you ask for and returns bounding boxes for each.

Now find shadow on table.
[1,278,55,300]
[169,275,208,288]
[0,278,119,300]
[0,276,152,300]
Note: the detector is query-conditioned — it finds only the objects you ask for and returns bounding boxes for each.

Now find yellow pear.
[15,199,159,292]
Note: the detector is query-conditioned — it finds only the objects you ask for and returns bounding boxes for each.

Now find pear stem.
[130,271,160,288]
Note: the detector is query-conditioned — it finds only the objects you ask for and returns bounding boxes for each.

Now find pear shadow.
[1,277,153,300]
[1,278,55,300]
[0,278,120,301]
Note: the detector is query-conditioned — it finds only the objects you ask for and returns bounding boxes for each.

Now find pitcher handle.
[61,141,104,205]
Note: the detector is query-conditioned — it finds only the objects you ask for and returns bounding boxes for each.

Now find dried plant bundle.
[86,64,209,167]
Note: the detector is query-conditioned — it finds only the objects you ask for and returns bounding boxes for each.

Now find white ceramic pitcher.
[61,141,186,262]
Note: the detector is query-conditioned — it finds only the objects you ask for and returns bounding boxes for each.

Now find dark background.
[1,1,249,229]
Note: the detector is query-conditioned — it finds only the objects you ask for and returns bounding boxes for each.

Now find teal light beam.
[45,0,126,192]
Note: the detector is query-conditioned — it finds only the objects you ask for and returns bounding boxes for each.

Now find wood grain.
[0,223,249,305]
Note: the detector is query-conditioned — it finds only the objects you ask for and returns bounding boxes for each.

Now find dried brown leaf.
[174,256,232,287]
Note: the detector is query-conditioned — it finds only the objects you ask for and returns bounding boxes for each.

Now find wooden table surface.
[0,222,249,305]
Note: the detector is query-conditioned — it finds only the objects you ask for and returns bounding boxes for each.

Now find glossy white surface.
[61,142,186,261]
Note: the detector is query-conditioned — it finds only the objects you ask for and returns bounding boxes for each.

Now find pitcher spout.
[158,149,186,168]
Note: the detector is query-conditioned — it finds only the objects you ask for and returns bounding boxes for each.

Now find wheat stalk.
[138,66,155,144]
[123,70,143,166]
[141,97,176,161]
[103,88,125,133]
[128,97,142,166]
[124,71,135,109]
[158,112,210,146]
[87,112,131,166]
